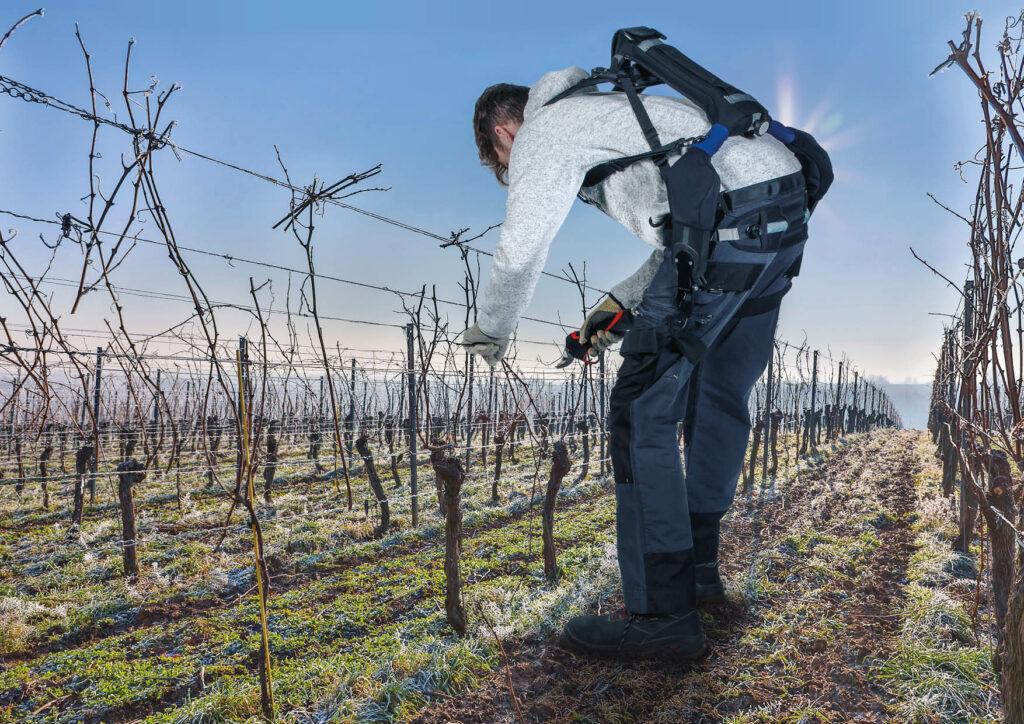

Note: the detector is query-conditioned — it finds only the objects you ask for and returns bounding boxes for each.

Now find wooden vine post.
[115,458,144,578]
[808,350,818,451]
[406,322,419,527]
[236,349,274,719]
[955,280,978,555]
[576,368,590,483]
[355,434,391,536]
[70,444,92,533]
[430,444,466,635]
[760,341,774,490]
[90,347,102,505]
[744,419,763,496]
[543,441,571,580]
[982,451,1018,644]
[38,443,52,510]
[263,420,279,505]
[13,439,24,494]
[769,411,783,478]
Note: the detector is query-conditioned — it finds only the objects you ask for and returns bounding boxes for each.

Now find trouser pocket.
[610,325,679,486]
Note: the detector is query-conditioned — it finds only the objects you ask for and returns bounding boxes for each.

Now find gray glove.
[458,323,510,368]
[580,295,630,353]
[589,327,624,354]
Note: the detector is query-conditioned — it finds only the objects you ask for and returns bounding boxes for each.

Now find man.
[460,61,815,659]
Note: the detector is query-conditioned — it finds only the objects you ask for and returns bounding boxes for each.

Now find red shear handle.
[564,330,598,364]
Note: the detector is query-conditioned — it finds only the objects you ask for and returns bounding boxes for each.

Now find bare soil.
[413,429,922,723]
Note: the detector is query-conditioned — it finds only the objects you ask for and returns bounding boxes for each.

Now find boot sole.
[557,631,707,661]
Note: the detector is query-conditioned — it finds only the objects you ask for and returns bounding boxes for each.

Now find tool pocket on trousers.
[609,344,660,487]
[691,288,729,327]
[618,340,660,390]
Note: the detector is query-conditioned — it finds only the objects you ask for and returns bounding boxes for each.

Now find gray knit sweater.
[476,66,802,339]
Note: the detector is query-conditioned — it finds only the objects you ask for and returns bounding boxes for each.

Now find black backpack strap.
[735,280,792,318]
[581,133,708,188]
[618,74,665,157]
[542,70,619,108]
[767,121,833,212]
[582,157,644,189]
[544,63,726,192]
[611,27,770,137]
[784,254,803,278]
[703,262,764,292]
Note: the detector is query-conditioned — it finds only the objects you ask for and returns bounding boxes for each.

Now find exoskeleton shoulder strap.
[610,27,770,139]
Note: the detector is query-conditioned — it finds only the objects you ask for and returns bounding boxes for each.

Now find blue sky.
[0,0,1016,382]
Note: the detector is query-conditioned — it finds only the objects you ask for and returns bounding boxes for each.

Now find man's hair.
[473,83,530,186]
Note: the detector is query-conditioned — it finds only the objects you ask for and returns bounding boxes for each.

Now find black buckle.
[621,26,666,42]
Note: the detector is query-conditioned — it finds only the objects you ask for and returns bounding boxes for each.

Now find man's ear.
[493,123,516,147]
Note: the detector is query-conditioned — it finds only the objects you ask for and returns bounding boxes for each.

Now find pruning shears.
[554,302,634,369]
[555,330,600,369]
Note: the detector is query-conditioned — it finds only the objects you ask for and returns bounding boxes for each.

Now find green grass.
[0,447,621,723]
[871,582,997,723]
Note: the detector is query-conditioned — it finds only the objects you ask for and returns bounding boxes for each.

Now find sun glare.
[776,71,857,154]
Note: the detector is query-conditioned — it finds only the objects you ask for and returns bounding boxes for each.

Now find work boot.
[560,548,705,659]
[559,608,706,660]
[691,510,727,605]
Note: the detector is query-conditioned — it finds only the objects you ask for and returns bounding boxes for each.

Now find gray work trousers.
[609,172,808,615]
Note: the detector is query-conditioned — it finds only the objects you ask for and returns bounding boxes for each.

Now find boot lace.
[615,610,647,649]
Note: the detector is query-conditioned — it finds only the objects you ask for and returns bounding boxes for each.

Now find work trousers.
[609,171,808,615]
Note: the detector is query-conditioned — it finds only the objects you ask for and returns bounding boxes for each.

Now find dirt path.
[413,429,923,723]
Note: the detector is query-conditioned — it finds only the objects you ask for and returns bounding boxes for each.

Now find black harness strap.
[621,319,709,365]
[735,280,792,318]
[618,75,666,158]
[704,262,764,292]
[667,326,708,363]
[721,171,805,211]
[582,158,638,189]
[784,254,802,278]
[542,73,618,108]
[581,134,704,188]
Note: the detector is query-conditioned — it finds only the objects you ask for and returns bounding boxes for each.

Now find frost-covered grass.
[867,434,1000,723]
[466,540,620,639]
[0,435,621,723]
[0,439,591,640]
[703,432,910,718]
[14,430,981,722]
[0,596,68,655]
[132,495,619,723]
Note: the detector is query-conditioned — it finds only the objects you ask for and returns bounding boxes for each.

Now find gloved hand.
[580,295,631,354]
[458,323,510,368]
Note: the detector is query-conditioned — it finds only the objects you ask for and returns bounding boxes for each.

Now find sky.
[0,0,1018,385]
